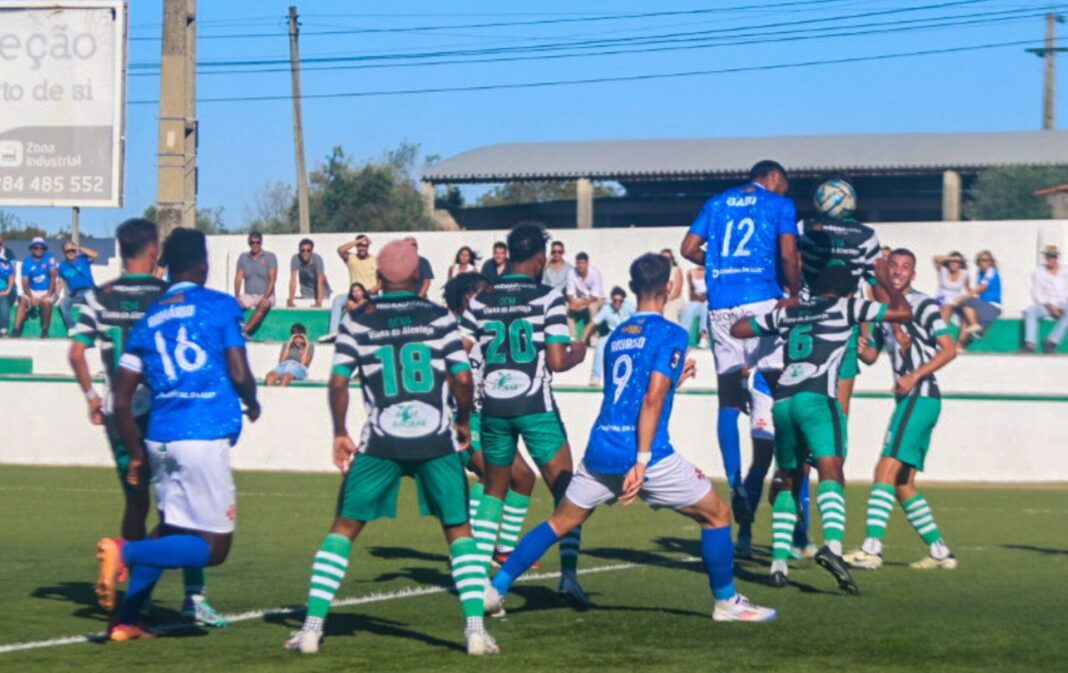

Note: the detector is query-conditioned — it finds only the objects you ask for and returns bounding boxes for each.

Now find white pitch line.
[0,558,700,656]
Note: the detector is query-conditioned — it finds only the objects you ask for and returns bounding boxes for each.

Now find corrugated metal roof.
[423,131,1068,183]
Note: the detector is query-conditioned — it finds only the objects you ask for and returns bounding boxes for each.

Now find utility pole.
[1027,13,1067,130]
[156,0,197,236]
[71,207,80,245]
[289,6,311,234]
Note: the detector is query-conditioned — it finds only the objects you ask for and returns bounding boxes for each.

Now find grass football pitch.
[1,465,1065,672]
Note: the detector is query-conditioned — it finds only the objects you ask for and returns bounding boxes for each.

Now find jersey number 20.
[484,319,536,365]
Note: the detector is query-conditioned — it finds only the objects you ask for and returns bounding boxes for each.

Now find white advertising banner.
[0,1,126,207]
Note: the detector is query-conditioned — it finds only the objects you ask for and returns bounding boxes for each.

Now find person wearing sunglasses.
[13,236,58,338]
[287,238,330,308]
[56,240,99,331]
[234,231,278,335]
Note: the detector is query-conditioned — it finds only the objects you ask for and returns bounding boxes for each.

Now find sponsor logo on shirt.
[380,400,441,438]
[781,362,817,385]
[485,369,531,398]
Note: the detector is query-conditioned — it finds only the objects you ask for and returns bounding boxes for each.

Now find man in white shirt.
[565,252,607,339]
[1023,244,1068,353]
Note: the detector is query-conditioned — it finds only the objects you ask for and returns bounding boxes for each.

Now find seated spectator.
[336,234,379,294]
[1023,244,1068,353]
[933,251,970,324]
[13,237,57,338]
[956,250,1002,348]
[56,240,98,331]
[542,239,571,291]
[480,241,511,282]
[582,286,635,386]
[0,253,13,336]
[448,246,479,280]
[322,282,370,343]
[266,323,314,386]
[660,248,684,323]
[404,236,435,297]
[679,265,710,347]
[566,251,607,338]
[234,231,278,335]
[287,238,330,307]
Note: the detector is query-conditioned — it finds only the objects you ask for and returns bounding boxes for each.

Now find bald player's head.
[377,239,420,292]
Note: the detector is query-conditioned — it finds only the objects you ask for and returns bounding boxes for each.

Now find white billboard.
[0,1,126,207]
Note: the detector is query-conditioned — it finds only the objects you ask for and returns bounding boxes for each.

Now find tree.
[306,143,435,232]
[142,205,230,234]
[246,181,298,234]
[0,211,47,239]
[964,166,1068,220]
[435,185,465,210]
[475,181,622,207]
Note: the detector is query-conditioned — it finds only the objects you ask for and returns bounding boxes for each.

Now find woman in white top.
[660,248,684,323]
[447,246,479,280]
[678,266,709,346]
[933,251,971,324]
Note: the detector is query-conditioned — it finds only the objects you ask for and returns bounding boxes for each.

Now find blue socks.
[117,564,164,625]
[701,526,736,601]
[793,479,812,548]
[123,535,212,569]
[492,521,560,596]
[717,407,742,487]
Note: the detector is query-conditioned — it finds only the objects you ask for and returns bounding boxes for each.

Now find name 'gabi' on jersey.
[584,313,689,475]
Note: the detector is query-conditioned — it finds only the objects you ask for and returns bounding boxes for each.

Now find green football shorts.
[882,394,941,471]
[839,326,860,381]
[337,452,469,527]
[480,411,567,468]
[772,392,848,470]
[459,412,481,468]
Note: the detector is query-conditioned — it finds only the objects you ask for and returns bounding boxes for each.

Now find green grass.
[1,466,1066,672]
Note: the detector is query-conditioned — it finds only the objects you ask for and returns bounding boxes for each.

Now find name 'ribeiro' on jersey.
[333,293,471,461]
[752,297,887,399]
[459,275,570,418]
[798,216,881,298]
[584,313,689,475]
[688,183,798,310]
[873,290,951,399]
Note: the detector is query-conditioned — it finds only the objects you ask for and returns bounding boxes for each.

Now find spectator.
[679,265,710,348]
[447,246,479,280]
[322,282,371,343]
[660,248,684,323]
[56,240,98,330]
[336,234,379,294]
[582,286,635,386]
[234,231,278,335]
[542,239,572,291]
[881,245,892,260]
[480,241,511,282]
[404,236,435,297]
[13,237,57,338]
[565,251,607,338]
[933,251,971,324]
[956,250,1002,348]
[1023,244,1068,353]
[287,238,330,307]
[266,323,314,386]
[0,234,16,333]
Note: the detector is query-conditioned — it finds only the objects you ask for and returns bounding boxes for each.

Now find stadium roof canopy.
[423,130,1068,183]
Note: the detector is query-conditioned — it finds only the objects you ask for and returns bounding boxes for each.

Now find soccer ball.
[813,179,857,219]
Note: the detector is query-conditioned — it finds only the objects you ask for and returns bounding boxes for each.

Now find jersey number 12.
[721,218,754,258]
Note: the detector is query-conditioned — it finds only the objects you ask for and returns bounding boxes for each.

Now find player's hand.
[894,373,917,396]
[245,400,261,422]
[775,296,799,309]
[679,358,697,386]
[88,396,104,425]
[126,455,146,488]
[453,420,471,451]
[873,257,890,283]
[621,462,647,505]
[333,435,357,474]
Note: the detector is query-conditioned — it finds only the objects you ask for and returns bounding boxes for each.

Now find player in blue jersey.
[680,160,801,524]
[94,229,260,641]
[485,253,776,623]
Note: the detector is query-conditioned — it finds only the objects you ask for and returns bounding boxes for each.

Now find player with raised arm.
[485,253,776,622]
[844,249,958,571]
[680,160,801,524]
[462,224,589,604]
[730,261,911,593]
[94,229,260,641]
[284,241,498,656]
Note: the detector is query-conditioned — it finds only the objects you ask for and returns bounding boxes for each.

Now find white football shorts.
[748,371,775,441]
[146,438,236,534]
[707,298,783,375]
[566,452,712,511]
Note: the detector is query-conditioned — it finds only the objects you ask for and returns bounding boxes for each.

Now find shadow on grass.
[30,580,206,633]
[372,565,452,586]
[1000,544,1068,556]
[506,583,706,619]
[264,610,465,653]
[368,546,450,563]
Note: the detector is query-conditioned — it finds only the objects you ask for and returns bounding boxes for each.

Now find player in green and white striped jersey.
[731,261,912,593]
[845,248,959,571]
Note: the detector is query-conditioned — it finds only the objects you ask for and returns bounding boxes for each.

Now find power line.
[126,37,1057,105]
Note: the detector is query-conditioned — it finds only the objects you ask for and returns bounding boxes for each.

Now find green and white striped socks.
[449,537,488,634]
[303,533,352,631]
[471,494,503,576]
[771,490,798,562]
[903,493,946,553]
[817,480,846,555]
[496,490,530,555]
[861,483,896,555]
[468,481,484,521]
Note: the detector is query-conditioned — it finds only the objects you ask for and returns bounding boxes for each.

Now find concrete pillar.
[576,177,593,229]
[942,170,962,221]
[420,181,436,215]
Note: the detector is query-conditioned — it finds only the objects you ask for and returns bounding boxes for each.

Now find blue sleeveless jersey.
[584,313,689,475]
[688,182,798,309]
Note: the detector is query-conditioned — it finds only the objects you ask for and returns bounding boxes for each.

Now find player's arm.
[778,233,801,300]
[328,325,361,473]
[68,339,104,425]
[113,362,147,488]
[730,311,776,339]
[545,291,587,371]
[448,368,474,450]
[680,232,706,266]
[857,329,882,365]
[621,371,671,505]
[226,347,260,421]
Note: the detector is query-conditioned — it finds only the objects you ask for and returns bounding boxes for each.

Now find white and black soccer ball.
[813,179,857,219]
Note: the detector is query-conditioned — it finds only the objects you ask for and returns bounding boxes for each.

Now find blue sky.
[10,0,1067,235]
